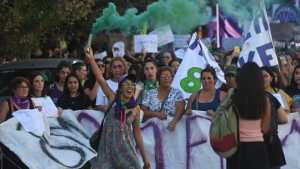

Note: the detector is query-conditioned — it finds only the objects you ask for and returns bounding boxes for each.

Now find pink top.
[239,118,264,142]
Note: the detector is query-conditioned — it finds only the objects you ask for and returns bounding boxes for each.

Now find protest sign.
[134,35,158,53]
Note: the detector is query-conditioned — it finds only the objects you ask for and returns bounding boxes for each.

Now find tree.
[0,0,95,59]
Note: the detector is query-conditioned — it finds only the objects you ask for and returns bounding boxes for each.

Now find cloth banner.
[0,110,97,169]
[172,33,225,99]
[75,110,300,169]
[238,2,279,67]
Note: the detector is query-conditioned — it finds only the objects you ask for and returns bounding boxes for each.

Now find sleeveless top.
[191,89,221,111]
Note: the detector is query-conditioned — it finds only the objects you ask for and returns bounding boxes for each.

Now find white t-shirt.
[96,79,118,106]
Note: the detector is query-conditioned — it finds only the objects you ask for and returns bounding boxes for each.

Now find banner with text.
[238,2,279,67]
[75,110,300,169]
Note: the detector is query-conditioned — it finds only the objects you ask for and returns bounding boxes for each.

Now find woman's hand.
[58,107,64,116]
[84,47,94,61]
[156,112,167,120]
[167,119,177,131]
[185,109,193,116]
[143,161,151,169]
[207,109,215,116]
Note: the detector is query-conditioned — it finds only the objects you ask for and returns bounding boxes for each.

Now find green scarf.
[144,80,159,90]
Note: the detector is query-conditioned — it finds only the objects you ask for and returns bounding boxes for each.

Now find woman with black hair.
[30,72,47,97]
[57,74,91,110]
[47,61,71,105]
[227,62,271,169]
[262,66,291,114]
[85,48,150,169]
[261,67,287,169]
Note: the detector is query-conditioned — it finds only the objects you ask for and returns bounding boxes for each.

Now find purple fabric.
[47,84,63,105]
[11,96,30,109]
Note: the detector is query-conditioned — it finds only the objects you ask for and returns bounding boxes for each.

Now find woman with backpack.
[226,62,272,169]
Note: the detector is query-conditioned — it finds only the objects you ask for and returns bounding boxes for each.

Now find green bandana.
[144,80,159,90]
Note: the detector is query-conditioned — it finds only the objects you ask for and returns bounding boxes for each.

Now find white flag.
[238,2,278,67]
[171,33,225,99]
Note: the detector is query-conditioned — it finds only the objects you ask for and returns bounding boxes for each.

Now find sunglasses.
[98,64,105,68]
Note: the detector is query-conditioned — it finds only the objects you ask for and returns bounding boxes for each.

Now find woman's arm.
[168,100,185,131]
[219,91,227,103]
[85,48,115,103]
[277,106,289,124]
[140,105,167,120]
[261,97,272,134]
[133,106,150,168]
[185,93,197,115]
[84,82,100,101]
[0,101,9,123]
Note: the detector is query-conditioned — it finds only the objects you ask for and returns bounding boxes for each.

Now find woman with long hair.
[85,48,150,169]
[227,62,271,169]
[287,65,300,112]
[30,72,47,97]
[261,67,287,169]
[57,74,91,110]
[47,61,71,105]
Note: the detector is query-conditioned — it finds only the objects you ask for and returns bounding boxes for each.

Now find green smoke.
[218,0,289,22]
[91,0,211,34]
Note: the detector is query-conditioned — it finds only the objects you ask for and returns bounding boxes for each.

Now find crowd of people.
[0,27,300,169]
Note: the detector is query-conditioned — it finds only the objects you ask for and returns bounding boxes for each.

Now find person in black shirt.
[58,74,91,110]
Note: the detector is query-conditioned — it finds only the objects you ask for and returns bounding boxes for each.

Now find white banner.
[75,110,300,169]
[238,2,279,67]
[150,25,175,47]
[0,110,97,169]
[171,33,225,99]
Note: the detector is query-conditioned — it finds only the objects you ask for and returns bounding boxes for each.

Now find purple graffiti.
[281,119,300,146]
[186,115,224,169]
[77,111,101,129]
[141,121,165,169]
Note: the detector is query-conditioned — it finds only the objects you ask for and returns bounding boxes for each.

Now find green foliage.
[0,0,95,58]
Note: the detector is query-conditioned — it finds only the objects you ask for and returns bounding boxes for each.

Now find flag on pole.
[172,33,225,99]
[238,1,279,67]
[216,4,243,48]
